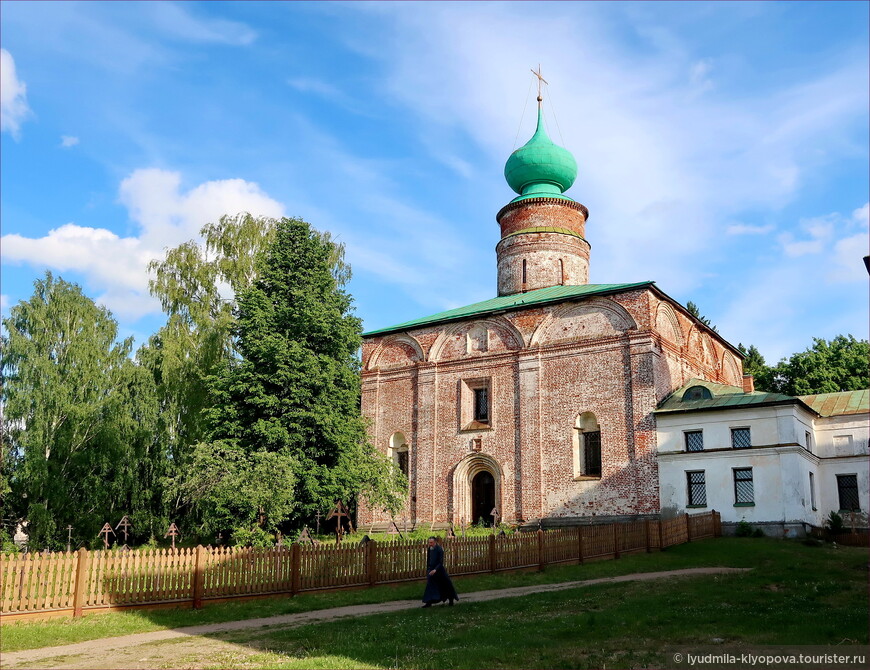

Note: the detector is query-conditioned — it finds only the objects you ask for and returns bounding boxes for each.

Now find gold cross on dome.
[531,64,548,102]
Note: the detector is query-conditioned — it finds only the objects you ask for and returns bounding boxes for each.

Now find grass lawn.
[2,537,867,669]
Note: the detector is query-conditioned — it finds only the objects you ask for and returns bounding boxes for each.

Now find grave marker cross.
[115,515,133,544]
[164,522,180,549]
[327,501,351,543]
[98,523,115,550]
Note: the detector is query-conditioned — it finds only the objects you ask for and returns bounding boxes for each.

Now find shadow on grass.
[4,539,868,670]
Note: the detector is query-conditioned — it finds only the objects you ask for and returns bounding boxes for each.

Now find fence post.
[192,545,206,609]
[577,527,584,565]
[713,510,721,537]
[290,543,301,595]
[685,513,692,542]
[613,524,621,559]
[72,547,89,618]
[645,519,651,553]
[489,534,497,573]
[367,541,378,586]
[537,529,545,571]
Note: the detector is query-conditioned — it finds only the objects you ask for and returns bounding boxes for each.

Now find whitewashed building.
[656,378,868,536]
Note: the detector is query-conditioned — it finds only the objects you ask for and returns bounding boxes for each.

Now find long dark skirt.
[422,566,459,604]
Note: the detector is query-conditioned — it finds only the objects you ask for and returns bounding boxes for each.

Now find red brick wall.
[360,288,743,526]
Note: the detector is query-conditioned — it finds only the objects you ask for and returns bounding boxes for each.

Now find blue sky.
[2,1,867,362]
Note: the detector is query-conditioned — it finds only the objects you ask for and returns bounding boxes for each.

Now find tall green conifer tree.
[182,218,403,537]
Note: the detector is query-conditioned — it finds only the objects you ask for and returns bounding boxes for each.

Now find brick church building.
[358,100,744,528]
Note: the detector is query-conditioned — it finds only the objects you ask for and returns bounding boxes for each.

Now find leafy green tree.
[1,273,161,548]
[179,217,404,535]
[772,335,869,396]
[144,214,352,520]
[738,336,869,396]
[175,441,296,540]
[737,343,776,392]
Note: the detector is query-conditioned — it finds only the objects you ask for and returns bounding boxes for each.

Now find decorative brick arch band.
[529,296,637,347]
[366,333,425,370]
[451,453,503,525]
[429,316,525,362]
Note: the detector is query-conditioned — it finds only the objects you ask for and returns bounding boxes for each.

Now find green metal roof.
[798,390,869,417]
[656,378,808,415]
[363,282,653,337]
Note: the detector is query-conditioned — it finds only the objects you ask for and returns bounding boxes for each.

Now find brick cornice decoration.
[496,197,589,223]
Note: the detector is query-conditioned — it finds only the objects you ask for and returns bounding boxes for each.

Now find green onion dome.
[504,106,577,200]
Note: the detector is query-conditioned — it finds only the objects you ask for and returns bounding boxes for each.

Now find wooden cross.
[115,515,133,544]
[99,523,115,550]
[326,501,350,544]
[164,522,180,549]
[298,527,315,546]
[530,64,548,103]
[315,509,322,536]
[66,525,73,552]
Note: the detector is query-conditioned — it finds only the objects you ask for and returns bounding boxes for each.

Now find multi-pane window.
[837,474,860,511]
[397,450,409,478]
[685,431,704,452]
[733,468,754,504]
[583,431,602,477]
[809,472,816,511]
[731,427,752,449]
[687,471,707,506]
[473,387,489,423]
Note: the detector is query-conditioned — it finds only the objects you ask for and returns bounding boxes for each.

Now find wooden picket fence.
[0,511,719,620]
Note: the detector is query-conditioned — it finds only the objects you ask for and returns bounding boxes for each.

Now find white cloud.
[148,3,257,45]
[726,223,775,236]
[829,232,870,283]
[1,49,31,138]
[827,202,870,283]
[60,135,79,148]
[688,58,713,95]
[852,202,869,227]
[779,213,842,257]
[287,78,346,100]
[778,210,870,268]
[2,169,284,319]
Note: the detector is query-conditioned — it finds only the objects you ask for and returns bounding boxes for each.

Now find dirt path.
[3,567,749,669]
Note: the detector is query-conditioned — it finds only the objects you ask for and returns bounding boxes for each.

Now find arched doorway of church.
[471,470,495,526]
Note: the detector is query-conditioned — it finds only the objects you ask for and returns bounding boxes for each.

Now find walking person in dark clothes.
[422,536,459,607]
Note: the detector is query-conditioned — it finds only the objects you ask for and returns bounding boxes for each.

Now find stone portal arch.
[451,453,503,526]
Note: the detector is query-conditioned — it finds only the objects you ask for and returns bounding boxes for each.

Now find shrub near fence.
[0,511,720,620]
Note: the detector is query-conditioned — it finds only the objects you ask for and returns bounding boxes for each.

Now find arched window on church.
[573,413,602,479]
[559,258,565,285]
[522,258,527,284]
[388,432,410,478]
